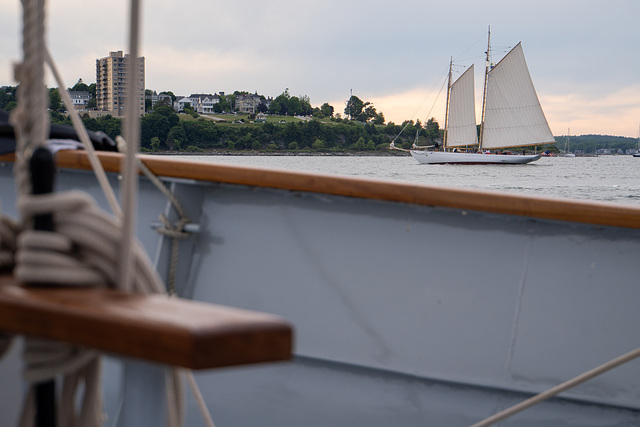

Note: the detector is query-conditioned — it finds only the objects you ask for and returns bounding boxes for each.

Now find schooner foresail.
[481,43,555,150]
[410,30,552,165]
[445,64,478,148]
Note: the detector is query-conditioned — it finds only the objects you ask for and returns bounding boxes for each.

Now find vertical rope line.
[13,0,49,209]
[186,371,216,427]
[44,48,122,218]
[119,0,142,292]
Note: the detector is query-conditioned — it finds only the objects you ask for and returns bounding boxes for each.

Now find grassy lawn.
[180,113,352,127]
[195,113,308,126]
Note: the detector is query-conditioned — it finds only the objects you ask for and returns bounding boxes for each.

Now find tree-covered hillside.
[45,105,441,154]
[553,134,639,154]
[2,84,636,154]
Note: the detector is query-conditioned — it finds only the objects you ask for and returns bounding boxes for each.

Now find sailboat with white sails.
[411,29,554,164]
[561,128,576,157]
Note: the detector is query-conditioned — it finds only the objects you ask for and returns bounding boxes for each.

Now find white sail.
[446,65,478,148]
[482,43,554,149]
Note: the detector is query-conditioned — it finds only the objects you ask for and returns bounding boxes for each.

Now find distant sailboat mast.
[479,26,491,151]
[480,31,555,150]
[443,57,453,150]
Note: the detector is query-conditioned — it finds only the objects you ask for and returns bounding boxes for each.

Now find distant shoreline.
[149,150,406,157]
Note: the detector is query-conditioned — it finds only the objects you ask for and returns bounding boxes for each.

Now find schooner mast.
[442,57,453,151]
[479,26,491,151]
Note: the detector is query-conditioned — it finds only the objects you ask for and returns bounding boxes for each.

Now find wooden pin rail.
[0,274,293,369]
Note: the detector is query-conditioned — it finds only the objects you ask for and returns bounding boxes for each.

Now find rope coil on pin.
[6,0,170,424]
[2,0,216,424]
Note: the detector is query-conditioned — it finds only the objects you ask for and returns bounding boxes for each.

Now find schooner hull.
[411,150,541,165]
[1,152,639,426]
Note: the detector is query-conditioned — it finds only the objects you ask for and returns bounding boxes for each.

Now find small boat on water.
[561,128,576,157]
[408,28,553,165]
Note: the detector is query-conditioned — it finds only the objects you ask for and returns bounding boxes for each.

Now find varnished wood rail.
[59,151,640,229]
[2,150,640,229]
[0,274,293,369]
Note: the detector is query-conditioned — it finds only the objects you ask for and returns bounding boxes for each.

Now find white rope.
[0,202,19,358]
[166,369,185,427]
[470,346,640,427]
[44,47,122,218]
[116,139,217,425]
[10,187,165,426]
[0,203,19,270]
[4,0,212,424]
[187,370,216,427]
[117,136,193,295]
[119,0,142,293]
[11,0,49,220]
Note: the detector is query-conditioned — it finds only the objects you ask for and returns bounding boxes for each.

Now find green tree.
[141,113,170,147]
[320,102,334,118]
[353,136,366,151]
[344,95,364,120]
[98,115,121,140]
[71,80,89,92]
[269,97,283,115]
[0,90,8,110]
[424,117,440,143]
[160,91,176,104]
[87,83,96,100]
[287,96,302,116]
[312,139,325,150]
[299,95,312,116]
[226,94,236,111]
[154,105,180,127]
[150,136,161,151]
[257,102,269,113]
[166,125,187,150]
[49,88,62,112]
[372,112,385,125]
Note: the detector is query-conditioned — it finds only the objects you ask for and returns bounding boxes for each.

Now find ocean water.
[176,154,640,206]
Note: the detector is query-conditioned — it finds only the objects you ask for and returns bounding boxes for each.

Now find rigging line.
[44,48,122,218]
[119,0,142,293]
[453,32,487,64]
[421,77,447,127]
[470,346,640,427]
[391,68,448,143]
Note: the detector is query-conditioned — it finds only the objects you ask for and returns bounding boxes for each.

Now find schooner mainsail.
[411,29,555,164]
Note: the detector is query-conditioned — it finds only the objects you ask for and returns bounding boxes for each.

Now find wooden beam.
[0,274,293,370]
[3,150,640,229]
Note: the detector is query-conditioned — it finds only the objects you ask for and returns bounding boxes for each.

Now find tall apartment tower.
[96,51,145,116]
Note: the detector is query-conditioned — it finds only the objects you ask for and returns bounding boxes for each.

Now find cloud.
[2,0,639,137]
[542,85,640,138]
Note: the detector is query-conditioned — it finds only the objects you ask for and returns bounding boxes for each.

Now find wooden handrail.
[3,150,640,230]
[0,274,293,369]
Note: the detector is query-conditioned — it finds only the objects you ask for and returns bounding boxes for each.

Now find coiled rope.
[1,0,216,424]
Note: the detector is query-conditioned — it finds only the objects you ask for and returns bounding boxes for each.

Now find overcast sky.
[1,0,638,137]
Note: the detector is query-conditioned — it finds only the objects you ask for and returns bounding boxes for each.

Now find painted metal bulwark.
[0,161,639,426]
[188,184,640,408]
